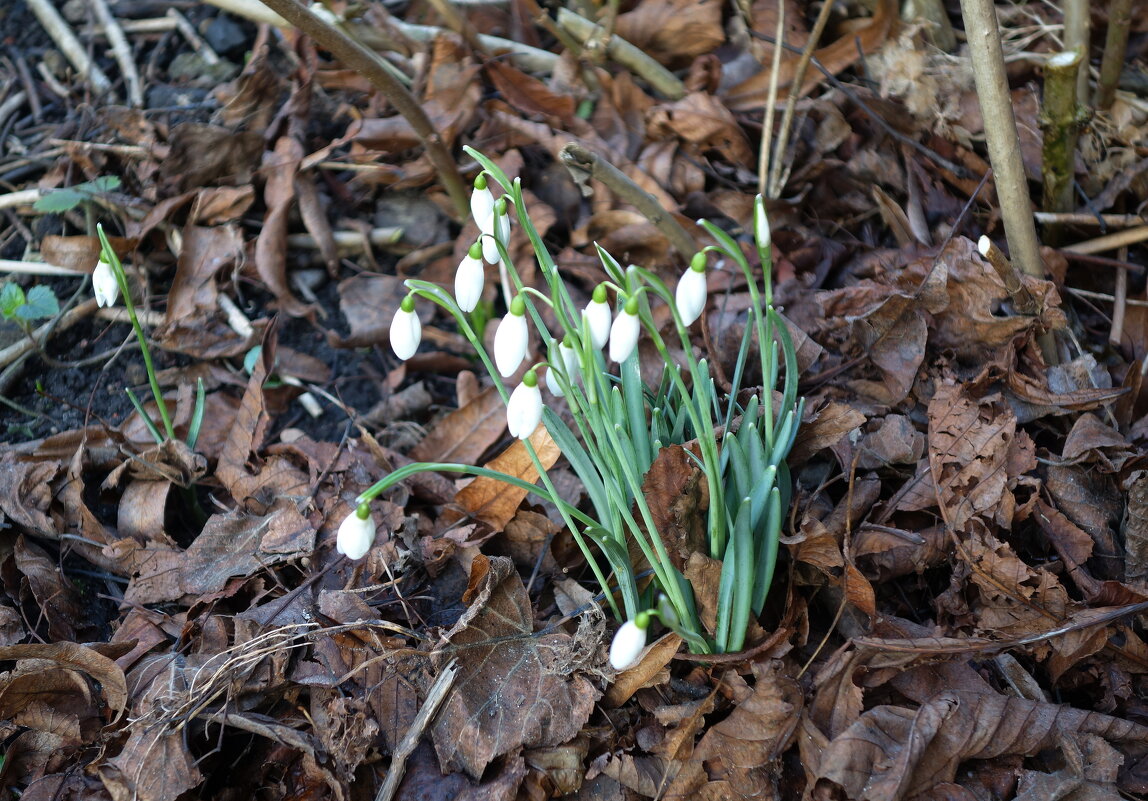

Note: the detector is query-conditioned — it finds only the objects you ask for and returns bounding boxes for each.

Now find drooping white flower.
[609,614,650,671]
[545,338,581,397]
[507,370,543,439]
[471,174,495,238]
[493,296,529,377]
[483,196,512,265]
[92,255,119,308]
[455,241,485,313]
[390,295,421,360]
[609,298,640,364]
[337,503,376,560]
[754,195,771,250]
[583,285,611,350]
[675,253,707,326]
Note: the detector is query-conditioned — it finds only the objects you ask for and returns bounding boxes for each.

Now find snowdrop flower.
[337,503,376,560]
[753,196,771,250]
[390,295,421,360]
[483,196,512,265]
[675,253,707,326]
[92,255,119,308]
[545,338,580,397]
[583,284,611,350]
[455,241,485,313]
[494,296,529,377]
[471,174,495,238]
[609,612,650,670]
[609,297,640,364]
[507,370,543,439]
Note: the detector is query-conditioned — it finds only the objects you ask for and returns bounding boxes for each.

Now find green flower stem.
[96,224,175,441]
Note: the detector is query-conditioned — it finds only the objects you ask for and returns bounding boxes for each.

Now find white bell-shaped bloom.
[609,300,640,364]
[92,255,119,308]
[337,504,376,560]
[493,296,528,377]
[754,195,771,250]
[483,197,512,264]
[507,371,543,440]
[390,296,421,360]
[675,254,707,326]
[545,339,581,397]
[609,616,649,670]
[471,174,495,238]
[455,241,485,313]
[583,285,611,350]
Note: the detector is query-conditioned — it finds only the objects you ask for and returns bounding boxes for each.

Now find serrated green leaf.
[0,283,25,319]
[16,285,60,321]
[32,188,86,212]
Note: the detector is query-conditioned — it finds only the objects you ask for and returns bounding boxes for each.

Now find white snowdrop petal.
[609,620,647,670]
[390,307,422,360]
[609,310,640,364]
[92,258,119,308]
[506,380,542,440]
[454,253,485,313]
[493,313,529,377]
[336,511,376,560]
[675,267,707,326]
[584,300,611,350]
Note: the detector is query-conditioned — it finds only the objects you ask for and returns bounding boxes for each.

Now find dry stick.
[1095,0,1133,110]
[13,56,43,123]
[1110,245,1128,346]
[906,0,956,51]
[559,142,696,259]
[258,0,470,222]
[24,0,113,95]
[1061,0,1090,102]
[756,0,785,197]
[959,0,1055,364]
[977,236,1039,315]
[554,8,685,100]
[374,659,459,801]
[1034,211,1145,227]
[1063,225,1148,254]
[393,20,557,73]
[89,0,143,106]
[205,0,288,27]
[167,8,221,66]
[767,0,835,199]
[1066,286,1148,309]
[1040,50,1083,216]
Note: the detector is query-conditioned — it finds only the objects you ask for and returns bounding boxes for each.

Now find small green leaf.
[33,188,86,213]
[0,283,25,319]
[16,285,60,321]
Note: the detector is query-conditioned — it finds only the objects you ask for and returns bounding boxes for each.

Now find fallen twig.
[554,8,685,100]
[25,0,113,95]
[89,0,143,106]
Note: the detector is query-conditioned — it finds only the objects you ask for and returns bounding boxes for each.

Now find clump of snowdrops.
[343,147,803,668]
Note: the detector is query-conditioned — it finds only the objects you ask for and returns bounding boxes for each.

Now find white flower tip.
[609,309,640,364]
[507,372,543,439]
[609,619,648,671]
[390,302,422,361]
[336,508,376,560]
[676,258,707,326]
[92,258,119,308]
[493,303,529,377]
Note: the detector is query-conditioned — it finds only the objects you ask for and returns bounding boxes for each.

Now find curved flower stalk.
[351,149,803,659]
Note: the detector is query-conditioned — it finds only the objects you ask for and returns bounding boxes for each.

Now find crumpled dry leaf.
[454,427,561,531]
[411,386,508,465]
[814,690,1148,801]
[430,555,599,779]
[614,0,723,68]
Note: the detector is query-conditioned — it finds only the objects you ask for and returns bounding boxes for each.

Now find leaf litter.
[3,0,1148,799]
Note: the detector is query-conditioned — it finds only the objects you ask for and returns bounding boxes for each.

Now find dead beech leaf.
[694,662,802,796]
[847,293,927,405]
[38,234,101,273]
[814,690,1148,801]
[254,135,311,318]
[160,122,263,191]
[789,402,866,465]
[99,726,202,801]
[927,384,1022,532]
[485,61,575,123]
[602,631,683,708]
[11,537,88,642]
[330,274,412,348]
[648,92,755,169]
[613,0,723,68]
[0,642,127,721]
[430,555,598,779]
[410,386,508,464]
[454,426,561,530]
[959,532,1070,638]
[643,445,708,569]
[1125,471,1148,585]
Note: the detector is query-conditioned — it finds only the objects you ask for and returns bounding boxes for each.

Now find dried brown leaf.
[643,445,708,569]
[411,386,508,464]
[814,691,1148,801]
[430,555,598,779]
[613,0,723,68]
[254,136,311,317]
[454,427,561,531]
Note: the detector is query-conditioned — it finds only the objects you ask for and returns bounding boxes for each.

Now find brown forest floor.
[3,0,1148,799]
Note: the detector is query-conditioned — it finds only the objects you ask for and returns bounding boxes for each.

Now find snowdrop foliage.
[351,153,803,667]
[92,255,119,308]
[389,296,421,360]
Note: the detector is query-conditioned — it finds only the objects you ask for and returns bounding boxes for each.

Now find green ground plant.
[343,148,803,665]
